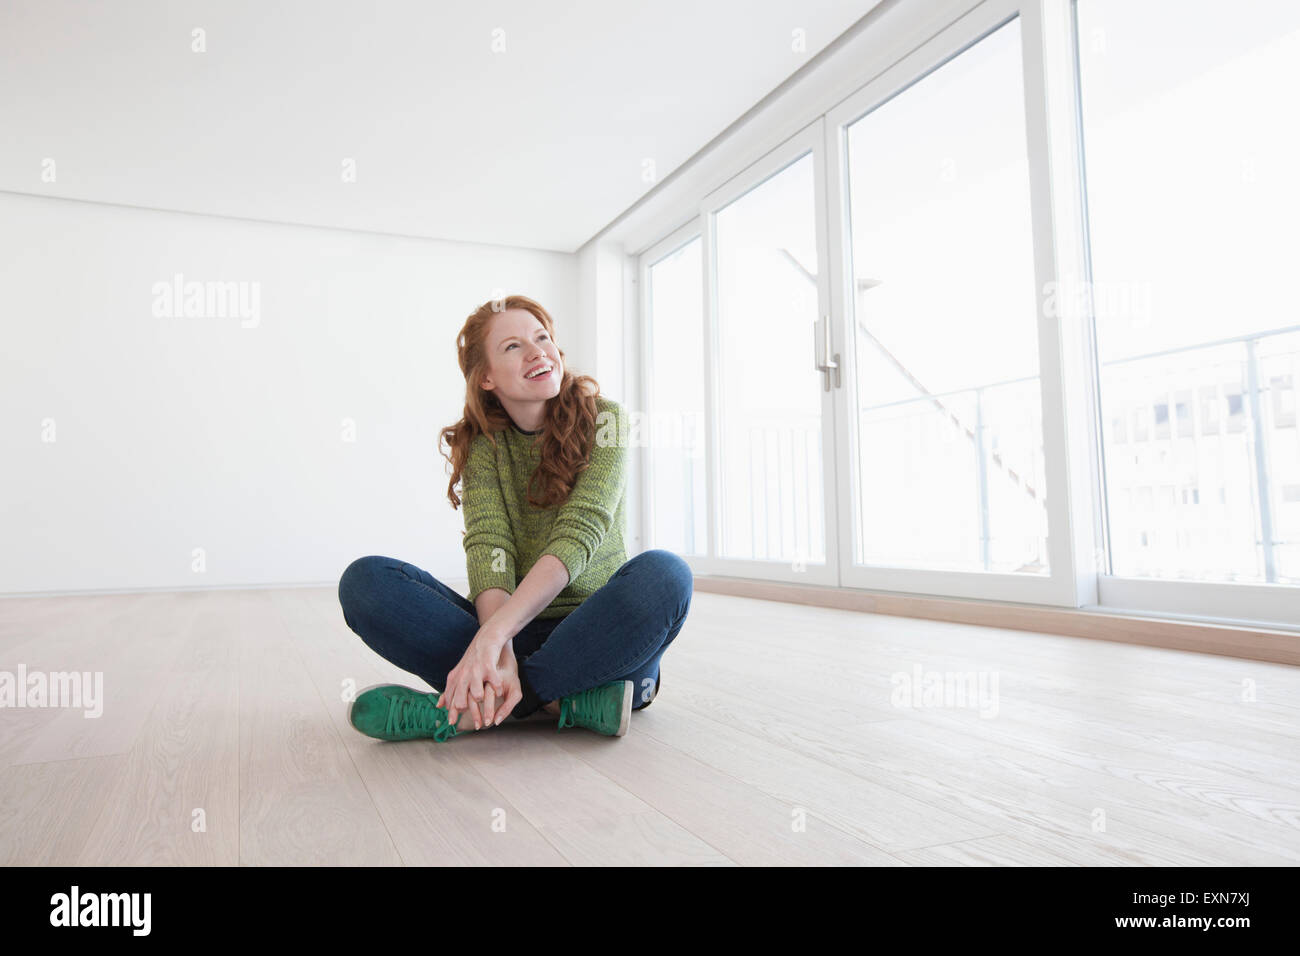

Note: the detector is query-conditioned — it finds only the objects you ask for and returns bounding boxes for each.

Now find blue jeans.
[337,549,693,720]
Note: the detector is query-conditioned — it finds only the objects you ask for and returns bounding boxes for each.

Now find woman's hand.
[491,641,523,726]
[441,624,511,729]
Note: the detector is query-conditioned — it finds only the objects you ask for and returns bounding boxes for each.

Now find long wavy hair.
[439,294,603,511]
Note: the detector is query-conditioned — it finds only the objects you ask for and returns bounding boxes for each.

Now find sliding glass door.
[1075,0,1300,624]
[839,16,1046,577]
[708,138,835,580]
[640,230,708,558]
[641,122,839,586]
[825,0,1075,604]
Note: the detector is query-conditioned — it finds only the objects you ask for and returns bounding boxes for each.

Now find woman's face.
[479,308,564,413]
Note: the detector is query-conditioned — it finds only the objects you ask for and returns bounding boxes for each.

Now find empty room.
[2,0,1298,899]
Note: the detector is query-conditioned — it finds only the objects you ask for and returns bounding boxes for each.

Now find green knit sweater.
[460,395,629,619]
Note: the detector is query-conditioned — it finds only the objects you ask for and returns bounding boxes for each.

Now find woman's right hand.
[490,641,524,726]
[441,627,509,728]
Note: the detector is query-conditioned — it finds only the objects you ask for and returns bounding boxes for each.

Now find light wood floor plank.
[630,679,1000,853]
[538,810,736,866]
[236,589,401,865]
[0,593,158,769]
[6,592,194,767]
[552,719,908,865]
[854,711,1300,864]
[74,590,239,865]
[0,754,130,865]
[461,725,735,865]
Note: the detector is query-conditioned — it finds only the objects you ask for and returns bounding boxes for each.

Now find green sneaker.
[557,680,634,737]
[348,684,464,742]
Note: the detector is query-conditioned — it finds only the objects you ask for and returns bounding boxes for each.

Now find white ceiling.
[0,0,876,252]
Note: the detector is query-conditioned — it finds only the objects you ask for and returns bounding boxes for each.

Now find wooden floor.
[1,585,1298,865]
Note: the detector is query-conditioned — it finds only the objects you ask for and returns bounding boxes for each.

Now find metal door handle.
[814,314,841,392]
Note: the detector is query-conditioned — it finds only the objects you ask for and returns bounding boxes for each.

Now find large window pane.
[1077,0,1300,583]
[646,237,707,556]
[714,152,825,564]
[844,18,1049,574]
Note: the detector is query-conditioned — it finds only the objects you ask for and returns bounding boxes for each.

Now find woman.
[337,294,693,743]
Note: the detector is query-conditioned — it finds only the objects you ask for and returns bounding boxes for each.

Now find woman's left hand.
[441,625,510,729]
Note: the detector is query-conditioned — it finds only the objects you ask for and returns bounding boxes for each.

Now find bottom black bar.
[0,864,1288,942]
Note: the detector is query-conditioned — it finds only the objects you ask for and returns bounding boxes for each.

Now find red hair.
[439,294,603,510]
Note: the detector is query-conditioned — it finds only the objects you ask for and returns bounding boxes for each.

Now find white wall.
[0,192,579,594]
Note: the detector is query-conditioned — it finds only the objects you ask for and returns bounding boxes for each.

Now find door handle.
[814,315,841,392]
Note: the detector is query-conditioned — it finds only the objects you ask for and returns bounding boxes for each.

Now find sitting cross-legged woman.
[337,293,693,743]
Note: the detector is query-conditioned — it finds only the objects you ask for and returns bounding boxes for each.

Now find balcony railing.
[659,323,1300,582]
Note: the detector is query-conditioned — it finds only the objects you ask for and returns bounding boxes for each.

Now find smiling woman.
[477,304,567,432]
[335,293,694,747]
